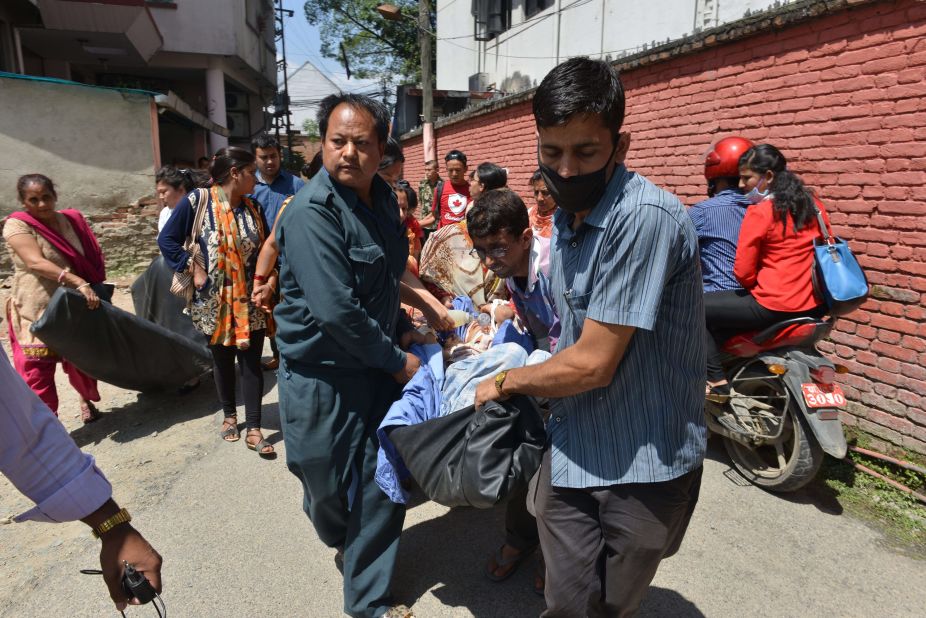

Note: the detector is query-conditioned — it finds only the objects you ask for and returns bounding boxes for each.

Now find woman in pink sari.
[3,174,106,422]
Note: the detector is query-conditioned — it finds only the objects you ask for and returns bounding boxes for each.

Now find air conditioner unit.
[469,72,490,92]
[225,92,248,112]
[226,111,251,139]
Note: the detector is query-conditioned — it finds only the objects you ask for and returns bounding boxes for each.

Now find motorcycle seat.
[722,317,833,357]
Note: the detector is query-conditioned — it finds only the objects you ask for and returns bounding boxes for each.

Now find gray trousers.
[535,449,702,617]
[279,361,405,618]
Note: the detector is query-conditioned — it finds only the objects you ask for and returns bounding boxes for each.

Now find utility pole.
[418,0,432,127]
[377,2,435,161]
[274,0,295,164]
[418,0,434,162]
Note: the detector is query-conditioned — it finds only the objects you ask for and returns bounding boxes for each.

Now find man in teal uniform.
[273,93,420,618]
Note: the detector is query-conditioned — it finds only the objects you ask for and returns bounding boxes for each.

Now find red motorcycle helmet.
[704,136,755,180]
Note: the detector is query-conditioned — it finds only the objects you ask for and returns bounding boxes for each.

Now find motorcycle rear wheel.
[723,378,824,492]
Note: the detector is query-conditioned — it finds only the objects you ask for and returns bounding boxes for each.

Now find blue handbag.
[811,208,868,316]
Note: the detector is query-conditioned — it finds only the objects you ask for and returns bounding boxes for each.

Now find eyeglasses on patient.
[469,246,509,260]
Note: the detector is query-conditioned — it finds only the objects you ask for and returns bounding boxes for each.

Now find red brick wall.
[402,0,926,454]
[402,99,538,201]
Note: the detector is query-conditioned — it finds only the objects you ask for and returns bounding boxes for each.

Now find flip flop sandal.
[221,418,240,442]
[246,434,275,459]
[484,544,535,582]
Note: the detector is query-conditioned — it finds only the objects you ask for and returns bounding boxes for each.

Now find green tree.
[302,118,320,139]
[303,0,433,82]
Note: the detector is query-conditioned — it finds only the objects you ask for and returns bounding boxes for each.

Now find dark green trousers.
[279,361,405,618]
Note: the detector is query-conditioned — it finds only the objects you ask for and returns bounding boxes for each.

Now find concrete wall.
[0,76,156,218]
[408,0,926,455]
[436,0,797,92]
[149,0,276,86]
[0,75,158,279]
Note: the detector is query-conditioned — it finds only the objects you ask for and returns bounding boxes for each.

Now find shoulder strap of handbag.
[813,201,834,246]
[435,180,444,216]
[185,188,210,250]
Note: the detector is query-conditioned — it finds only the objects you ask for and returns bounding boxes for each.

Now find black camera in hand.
[121,562,156,604]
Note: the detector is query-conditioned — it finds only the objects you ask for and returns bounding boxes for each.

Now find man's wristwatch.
[91,507,132,538]
[494,370,510,396]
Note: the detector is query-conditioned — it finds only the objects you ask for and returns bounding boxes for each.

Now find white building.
[437,0,796,92]
[0,0,277,160]
[286,60,381,134]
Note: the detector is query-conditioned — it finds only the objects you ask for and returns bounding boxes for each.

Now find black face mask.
[538,139,619,214]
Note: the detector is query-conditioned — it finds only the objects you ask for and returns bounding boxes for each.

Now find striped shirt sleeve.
[587,203,683,331]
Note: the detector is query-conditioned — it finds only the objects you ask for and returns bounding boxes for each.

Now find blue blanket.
[375,343,445,504]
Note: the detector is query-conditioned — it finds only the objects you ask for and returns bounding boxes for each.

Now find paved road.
[2,375,924,618]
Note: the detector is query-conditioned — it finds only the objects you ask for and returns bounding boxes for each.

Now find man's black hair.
[467,189,530,239]
[317,93,390,144]
[444,149,468,166]
[251,133,281,153]
[529,169,544,184]
[379,137,406,170]
[475,162,507,191]
[533,57,626,141]
[302,151,323,180]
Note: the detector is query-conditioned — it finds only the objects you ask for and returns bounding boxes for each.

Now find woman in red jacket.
[704,144,830,399]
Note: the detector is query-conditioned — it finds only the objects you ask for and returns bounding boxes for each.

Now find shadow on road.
[69,365,283,449]
[395,505,546,616]
[69,380,221,448]
[704,435,845,516]
[395,504,703,617]
[639,587,705,616]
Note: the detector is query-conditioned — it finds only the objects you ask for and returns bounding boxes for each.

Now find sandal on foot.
[221,417,240,442]
[533,556,546,597]
[80,401,101,424]
[246,430,275,459]
[705,382,731,405]
[484,544,534,582]
[383,605,414,618]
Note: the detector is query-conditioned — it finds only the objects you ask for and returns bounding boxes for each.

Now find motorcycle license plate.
[801,383,847,409]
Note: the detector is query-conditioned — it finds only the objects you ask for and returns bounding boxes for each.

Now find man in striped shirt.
[688,136,755,292]
[476,58,707,616]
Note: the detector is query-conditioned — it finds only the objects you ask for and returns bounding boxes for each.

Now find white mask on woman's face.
[744,177,770,204]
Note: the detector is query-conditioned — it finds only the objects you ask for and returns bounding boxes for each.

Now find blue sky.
[280,0,365,89]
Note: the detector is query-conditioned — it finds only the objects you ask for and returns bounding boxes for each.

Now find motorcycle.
[705,316,848,492]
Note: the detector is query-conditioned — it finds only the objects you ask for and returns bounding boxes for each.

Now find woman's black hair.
[317,93,390,145]
[396,179,418,213]
[379,137,406,171]
[17,173,56,200]
[303,151,323,180]
[475,162,507,191]
[209,147,256,185]
[155,165,207,193]
[533,57,625,142]
[739,144,816,233]
[466,189,530,239]
[529,169,544,184]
